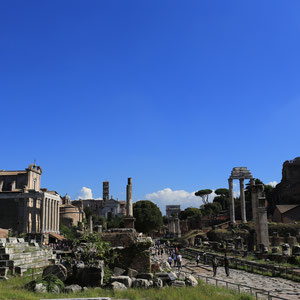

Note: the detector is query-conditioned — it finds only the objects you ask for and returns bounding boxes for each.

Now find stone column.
[126,178,133,217]
[250,178,257,226]
[251,183,269,248]
[228,178,235,223]
[23,198,29,233]
[51,199,54,232]
[56,201,59,233]
[53,200,56,233]
[46,198,49,232]
[32,198,37,233]
[239,178,247,223]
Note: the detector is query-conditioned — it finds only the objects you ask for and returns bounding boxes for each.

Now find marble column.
[46,199,49,232]
[126,178,133,217]
[240,178,247,223]
[32,198,37,233]
[42,198,46,233]
[51,199,54,232]
[56,201,59,233]
[228,178,235,223]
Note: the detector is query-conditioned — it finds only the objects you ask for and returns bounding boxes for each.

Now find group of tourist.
[210,254,230,277]
[167,248,183,270]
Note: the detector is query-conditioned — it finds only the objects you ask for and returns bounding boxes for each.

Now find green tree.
[214,188,229,198]
[214,188,229,209]
[133,200,163,234]
[195,189,213,204]
[179,207,202,221]
[200,202,222,218]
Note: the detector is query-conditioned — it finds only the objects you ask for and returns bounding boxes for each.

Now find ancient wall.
[0,198,20,230]
[275,157,300,204]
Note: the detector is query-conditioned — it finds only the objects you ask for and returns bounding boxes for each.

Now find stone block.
[34,283,47,293]
[132,278,151,288]
[185,274,198,286]
[110,275,132,287]
[113,267,126,276]
[43,264,67,281]
[126,268,138,278]
[167,271,177,281]
[8,238,17,243]
[176,272,186,280]
[111,281,127,290]
[160,261,171,271]
[171,280,186,287]
[17,238,25,243]
[65,284,82,293]
[136,273,153,280]
[73,264,104,287]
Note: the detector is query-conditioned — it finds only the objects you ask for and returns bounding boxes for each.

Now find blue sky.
[1,1,300,213]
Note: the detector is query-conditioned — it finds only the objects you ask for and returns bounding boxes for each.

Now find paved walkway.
[154,252,300,300]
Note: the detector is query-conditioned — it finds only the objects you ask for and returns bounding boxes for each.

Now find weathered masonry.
[228,167,253,223]
[0,164,60,234]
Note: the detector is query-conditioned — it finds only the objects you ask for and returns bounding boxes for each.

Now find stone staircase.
[0,237,57,279]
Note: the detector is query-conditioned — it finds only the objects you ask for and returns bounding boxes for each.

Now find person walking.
[168,255,173,266]
[177,253,182,270]
[173,253,177,267]
[212,256,218,277]
[196,254,200,266]
[224,253,230,277]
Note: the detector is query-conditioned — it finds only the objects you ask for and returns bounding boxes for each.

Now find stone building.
[72,181,126,218]
[60,194,84,227]
[273,204,300,223]
[0,164,60,234]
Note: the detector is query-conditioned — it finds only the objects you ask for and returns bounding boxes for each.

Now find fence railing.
[196,274,288,300]
[184,248,300,279]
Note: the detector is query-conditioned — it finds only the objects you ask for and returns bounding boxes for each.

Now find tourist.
[168,255,173,266]
[177,253,182,270]
[212,256,218,277]
[224,253,230,277]
[196,254,200,266]
[173,253,177,266]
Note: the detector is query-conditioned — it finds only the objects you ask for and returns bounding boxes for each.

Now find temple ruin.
[228,167,253,223]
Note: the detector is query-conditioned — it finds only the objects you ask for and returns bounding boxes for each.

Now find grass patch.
[0,275,253,300]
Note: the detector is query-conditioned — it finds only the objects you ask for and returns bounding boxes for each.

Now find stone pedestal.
[124,217,135,229]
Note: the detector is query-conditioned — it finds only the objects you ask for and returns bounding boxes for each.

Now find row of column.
[228,177,247,224]
[42,198,59,233]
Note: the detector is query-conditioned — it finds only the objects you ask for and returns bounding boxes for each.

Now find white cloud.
[76,187,93,200]
[266,181,277,187]
[145,188,216,214]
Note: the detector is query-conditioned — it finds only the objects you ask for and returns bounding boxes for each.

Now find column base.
[124,217,135,229]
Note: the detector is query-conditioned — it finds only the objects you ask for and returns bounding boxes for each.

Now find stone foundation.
[0,238,56,278]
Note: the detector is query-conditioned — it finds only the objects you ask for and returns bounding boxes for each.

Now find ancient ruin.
[228,167,253,223]
[124,177,135,229]
[0,165,60,235]
[250,179,269,250]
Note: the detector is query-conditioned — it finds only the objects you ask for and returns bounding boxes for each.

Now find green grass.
[0,275,253,300]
